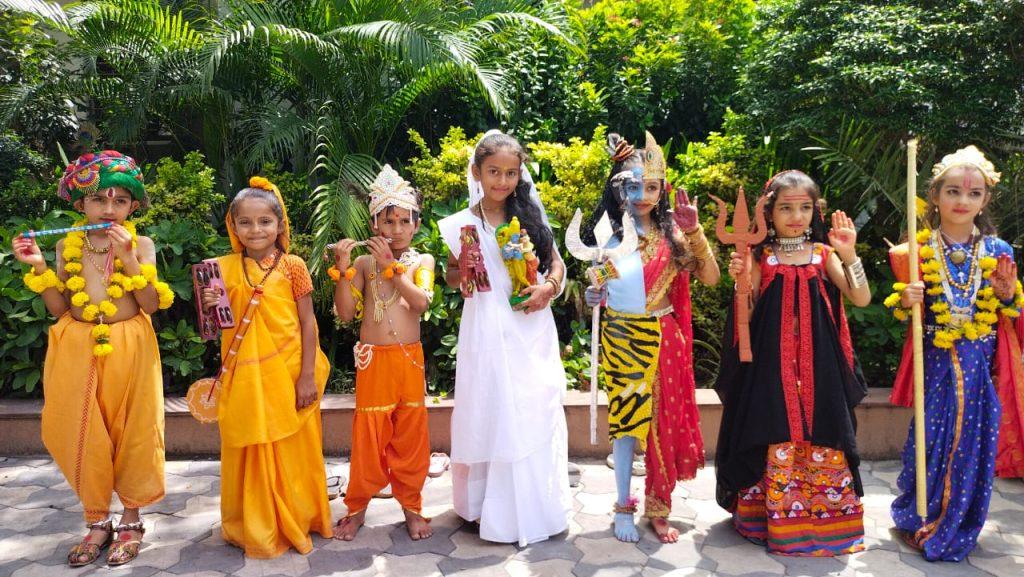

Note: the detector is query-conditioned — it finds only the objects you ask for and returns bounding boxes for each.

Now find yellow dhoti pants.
[41,313,165,523]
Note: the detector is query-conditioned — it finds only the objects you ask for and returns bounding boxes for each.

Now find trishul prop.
[565,209,638,445]
[710,188,767,362]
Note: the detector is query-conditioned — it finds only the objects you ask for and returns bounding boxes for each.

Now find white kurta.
[439,208,571,546]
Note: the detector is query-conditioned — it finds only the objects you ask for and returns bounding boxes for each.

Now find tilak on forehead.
[779,190,812,202]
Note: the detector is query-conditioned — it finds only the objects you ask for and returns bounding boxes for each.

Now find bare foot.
[650,517,679,543]
[404,510,432,540]
[332,510,365,541]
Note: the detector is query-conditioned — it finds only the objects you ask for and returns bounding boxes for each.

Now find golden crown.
[643,131,666,181]
[932,145,1000,187]
[368,164,419,216]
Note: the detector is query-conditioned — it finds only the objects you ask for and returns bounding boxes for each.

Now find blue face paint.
[624,168,644,204]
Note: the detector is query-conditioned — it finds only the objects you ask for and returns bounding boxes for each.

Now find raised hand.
[827,210,857,261]
[107,225,136,262]
[672,188,699,233]
[365,236,395,270]
[331,239,358,271]
[990,254,1018,302]
[12,235,46,270]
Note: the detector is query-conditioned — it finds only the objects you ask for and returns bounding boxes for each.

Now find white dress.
[439,208,571,546]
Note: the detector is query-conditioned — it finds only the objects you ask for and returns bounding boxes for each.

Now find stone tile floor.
[1,456,1022,576]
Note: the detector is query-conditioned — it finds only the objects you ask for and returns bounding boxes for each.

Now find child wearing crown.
[11,151,175,567]
[888,146,1024,561]
[331,165,436,541]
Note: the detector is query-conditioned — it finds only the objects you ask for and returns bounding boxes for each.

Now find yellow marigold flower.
[110,272,126,285]
[119,276,134,291]
[979,287,995,298]
[107,285,124,299]
[979,256,997,271]
[892,282,908,292]
[62,246,82,260]
[139,264,158,281]
[920,261,941,274]
[71,292,90,307]
[249,176,274,190]
[916,229,931,244]
[884,293,902,308]
[983,271,993,279]
[82,305,100,321]
[98,300,118,317]
[1002,308,1021,318]
[935,313,952,325]
[130,275,148,290]
[893,309,909,321]
[63,234,83,248]
[976,299,999,312]
[93,343,114,357]
[91,323,111,340]
[963,323,978,341]
[930,301,949,313]
[927,286,944,296]
[978,325,993,337]
[919,246,935,259]
[114,258,124,270]
[923,273,941,284]
[65,275,86,292]
[64,262,82,275]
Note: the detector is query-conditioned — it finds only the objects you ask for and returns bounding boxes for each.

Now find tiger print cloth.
[600,308,661,445]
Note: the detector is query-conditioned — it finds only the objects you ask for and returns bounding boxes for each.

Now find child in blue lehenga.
[887,146,1024,561]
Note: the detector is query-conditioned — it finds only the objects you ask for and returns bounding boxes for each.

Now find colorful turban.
[58,150,146,204]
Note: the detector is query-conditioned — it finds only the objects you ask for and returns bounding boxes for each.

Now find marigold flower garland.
[886,228,1024,349]
[53,220,175,356]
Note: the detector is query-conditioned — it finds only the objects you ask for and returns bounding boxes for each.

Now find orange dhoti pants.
[41,313,166,522]
[344,342,429,516]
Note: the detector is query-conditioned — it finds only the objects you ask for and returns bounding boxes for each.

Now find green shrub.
[529,126,611,229]
[136,152,223,234]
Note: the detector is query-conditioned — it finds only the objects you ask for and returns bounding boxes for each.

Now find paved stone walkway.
[1,456,1023,576]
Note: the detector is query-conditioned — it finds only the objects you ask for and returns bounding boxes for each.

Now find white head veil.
[466,129,551,227]
[466,129,563,292]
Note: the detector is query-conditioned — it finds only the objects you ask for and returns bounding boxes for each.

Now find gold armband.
[415,266,435,301]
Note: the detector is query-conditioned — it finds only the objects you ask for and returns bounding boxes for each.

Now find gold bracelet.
[544,276,561,295]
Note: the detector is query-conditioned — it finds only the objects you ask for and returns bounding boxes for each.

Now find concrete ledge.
[0,388,909,458]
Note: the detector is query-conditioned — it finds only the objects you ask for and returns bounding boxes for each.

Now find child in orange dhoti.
[330,164,435,541]
[12,151,175,567]
[200,177,332,558]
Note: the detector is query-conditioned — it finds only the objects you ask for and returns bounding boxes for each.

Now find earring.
[767,225,775,238]
[804,228,812,241]
[513,188,518,198]
[979,210,984,216]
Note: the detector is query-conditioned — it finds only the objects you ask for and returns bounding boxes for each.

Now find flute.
[20,222,112,239]
[326,238,392,251]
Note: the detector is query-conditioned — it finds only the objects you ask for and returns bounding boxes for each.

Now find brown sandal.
[67,518,114,567]
[107,520,145,566]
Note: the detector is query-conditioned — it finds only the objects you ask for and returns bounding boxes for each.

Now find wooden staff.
[906,138,927,521]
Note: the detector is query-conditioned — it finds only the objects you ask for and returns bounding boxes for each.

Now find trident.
[710,188,768,362]
[565,208,638,445]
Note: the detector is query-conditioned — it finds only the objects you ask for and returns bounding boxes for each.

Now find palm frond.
[0,0,69,28]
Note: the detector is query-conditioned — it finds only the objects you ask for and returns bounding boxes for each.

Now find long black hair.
[473,132,555,273]
[754,170,827,259]
[583,133,691,267]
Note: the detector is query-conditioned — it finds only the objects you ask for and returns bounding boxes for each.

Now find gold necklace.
[84,234,110,254]
[371,262,400,323]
